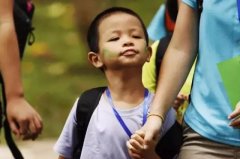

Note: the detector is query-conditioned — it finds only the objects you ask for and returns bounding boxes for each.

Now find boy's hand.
[127,130,145,159]
[228,101,240,128]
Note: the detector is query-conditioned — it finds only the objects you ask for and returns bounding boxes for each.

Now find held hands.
[127,114,163,159]
[228,101,240,128]
[140,114,163,149]
[6,97,43,140]
[127,130,160,159]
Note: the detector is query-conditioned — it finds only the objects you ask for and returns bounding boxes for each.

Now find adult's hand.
[141,115,162,149]
[6,97,43,140]
[228,101,240,128]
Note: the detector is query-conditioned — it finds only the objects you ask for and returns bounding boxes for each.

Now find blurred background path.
[0,139,58,159]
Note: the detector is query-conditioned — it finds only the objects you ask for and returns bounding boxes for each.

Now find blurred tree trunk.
[72,0,117,50]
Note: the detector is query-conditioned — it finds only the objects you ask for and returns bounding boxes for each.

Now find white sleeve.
[53,98,79,158]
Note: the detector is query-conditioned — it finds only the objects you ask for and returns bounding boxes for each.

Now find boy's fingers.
[134,130,145,138]
[129,139,144,151]
[131,134,144,145]
[126,140,134,150]
[127,141,141,155]
[127,141,144,159]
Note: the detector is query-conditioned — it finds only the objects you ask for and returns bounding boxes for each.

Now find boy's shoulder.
[72,86,106,158]
[76,86,106,128]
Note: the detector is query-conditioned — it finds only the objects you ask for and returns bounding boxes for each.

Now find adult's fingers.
[229,116,240,128]
[9,119,20,138]
[228,102,240,120]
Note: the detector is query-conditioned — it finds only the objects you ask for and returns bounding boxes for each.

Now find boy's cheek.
[102,48,118,59]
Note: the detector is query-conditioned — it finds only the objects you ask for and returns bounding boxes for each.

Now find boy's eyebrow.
[103,30,121,38]
[103,27,143,38]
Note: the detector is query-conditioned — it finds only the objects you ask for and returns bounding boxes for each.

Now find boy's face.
[90,12,151,70]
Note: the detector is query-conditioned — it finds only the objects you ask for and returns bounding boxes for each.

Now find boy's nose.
[122,39,134,47]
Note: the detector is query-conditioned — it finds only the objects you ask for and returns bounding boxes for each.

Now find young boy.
[54,7,178,159]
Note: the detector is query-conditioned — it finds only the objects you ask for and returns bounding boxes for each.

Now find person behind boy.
[54,7,178,159]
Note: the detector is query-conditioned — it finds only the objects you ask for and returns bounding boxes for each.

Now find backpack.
[14,0,35,58]
[0,1,35,159]
[73,87,182,159]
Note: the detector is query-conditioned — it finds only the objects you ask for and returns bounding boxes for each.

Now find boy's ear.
[88,52,104,68]
[146,46,152,62]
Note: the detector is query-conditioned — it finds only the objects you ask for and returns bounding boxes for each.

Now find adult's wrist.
[147,112,164,123]
[6,90,24,102]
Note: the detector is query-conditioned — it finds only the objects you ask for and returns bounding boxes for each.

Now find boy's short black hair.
[87,7,149,53]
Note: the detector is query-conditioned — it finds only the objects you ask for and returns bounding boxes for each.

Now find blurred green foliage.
[22,0,163,138]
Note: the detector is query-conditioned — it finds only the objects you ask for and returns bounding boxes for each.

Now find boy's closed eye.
[108,37,119,42]
[132,35,142,39]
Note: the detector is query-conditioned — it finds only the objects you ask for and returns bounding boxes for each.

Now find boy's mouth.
[120,49,138,56]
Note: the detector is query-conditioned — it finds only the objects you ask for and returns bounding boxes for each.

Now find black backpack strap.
[155,33,172,81]
[72,86,106,159]
[14,0,35,58]
[197,0,203,15]
[155,121,182,159]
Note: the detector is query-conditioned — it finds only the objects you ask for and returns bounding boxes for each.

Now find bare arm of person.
[0,0,42,140]
[142,2,199,146]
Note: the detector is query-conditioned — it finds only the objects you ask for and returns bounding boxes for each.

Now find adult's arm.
[0,0,23,100]
[143,2,199,144]
[0,0,42,140]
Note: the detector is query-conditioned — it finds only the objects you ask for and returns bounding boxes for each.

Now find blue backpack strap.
[73,86,106,159]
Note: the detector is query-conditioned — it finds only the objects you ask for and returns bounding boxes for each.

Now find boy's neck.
[104,69,146,109]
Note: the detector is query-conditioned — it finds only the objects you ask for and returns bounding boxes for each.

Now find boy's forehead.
[98,12,143,32]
